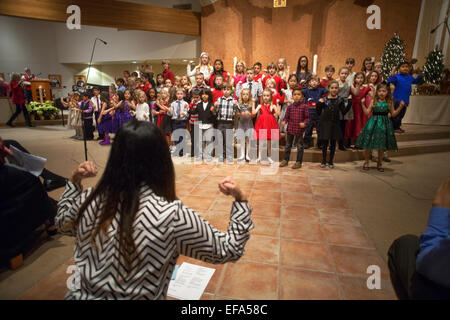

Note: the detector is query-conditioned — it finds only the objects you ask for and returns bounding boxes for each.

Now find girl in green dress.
[355,83,405,172]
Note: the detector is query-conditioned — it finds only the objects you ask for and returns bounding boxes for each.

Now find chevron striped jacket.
[56,181,254,299]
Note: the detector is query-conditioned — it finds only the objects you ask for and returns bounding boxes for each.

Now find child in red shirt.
[262,62,283,92]
[320,65,335,89]
[253,62,264,83]
[162,60,175,84]
[211,74,225,103]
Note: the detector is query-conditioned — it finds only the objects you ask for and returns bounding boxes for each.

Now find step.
[0,116,68,127]
[278,138,450,162]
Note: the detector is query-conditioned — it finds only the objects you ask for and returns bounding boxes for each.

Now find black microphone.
[97,38,107,45]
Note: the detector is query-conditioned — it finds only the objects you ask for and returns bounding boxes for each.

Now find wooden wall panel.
[201,0,421,78]
[0,0,200,36]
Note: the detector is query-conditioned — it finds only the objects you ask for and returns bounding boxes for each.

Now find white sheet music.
[167,262,215,300]
[6,145,47,177]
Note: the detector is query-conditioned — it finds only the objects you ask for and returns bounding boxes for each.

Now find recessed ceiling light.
[183,59,188,62]
[132,61,137,64]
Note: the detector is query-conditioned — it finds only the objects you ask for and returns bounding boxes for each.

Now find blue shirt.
[303,88,327,104]
[117,85,126,92]
[416,206,450,288]
[388,73,422,104]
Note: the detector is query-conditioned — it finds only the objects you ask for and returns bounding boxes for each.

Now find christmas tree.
[380,33,406,80]
[423,48,444,85]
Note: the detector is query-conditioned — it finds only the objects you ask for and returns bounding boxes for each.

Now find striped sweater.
[56,181,254,300]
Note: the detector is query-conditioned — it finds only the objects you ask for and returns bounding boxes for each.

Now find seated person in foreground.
[56,119,254,299]
[388,178,450,299]
[0,138,61,265]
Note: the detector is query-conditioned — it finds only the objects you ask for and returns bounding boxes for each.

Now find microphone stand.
[83,38,106,161]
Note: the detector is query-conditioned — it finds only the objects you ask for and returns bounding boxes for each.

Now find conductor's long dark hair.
[75,119,176,279]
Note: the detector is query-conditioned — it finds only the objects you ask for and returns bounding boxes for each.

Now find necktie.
[249,82,253,95]
[177,101,181,119]
[96,97,100,112]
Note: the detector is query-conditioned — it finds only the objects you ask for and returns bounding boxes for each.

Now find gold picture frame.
[49,74,62,88]
[74,74,87,87]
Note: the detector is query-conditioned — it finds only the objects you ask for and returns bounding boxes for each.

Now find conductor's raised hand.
[70,161,97,184]
[218,176,246,202]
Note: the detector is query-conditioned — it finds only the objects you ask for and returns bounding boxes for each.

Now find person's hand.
[432,178,450,209]
[300,122,306,128]
[390,67,396,76]
[214,101,219,107]
[233,100,237,105]
[400,101,406,108]
[70,161,97,185]
[281,121,286,128]
[218,176,246,201]
[319,98,324,103]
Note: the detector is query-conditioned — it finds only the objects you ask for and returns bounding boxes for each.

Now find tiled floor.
[20,161,397,300]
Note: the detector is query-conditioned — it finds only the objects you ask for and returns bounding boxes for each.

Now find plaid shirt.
[215,96,236,121]
[284,103,309,135]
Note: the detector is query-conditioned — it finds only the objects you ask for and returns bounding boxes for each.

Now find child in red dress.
[345,72,372,147]
[253,88,281,164]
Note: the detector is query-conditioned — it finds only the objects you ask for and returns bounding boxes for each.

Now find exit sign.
[274,0,286,8]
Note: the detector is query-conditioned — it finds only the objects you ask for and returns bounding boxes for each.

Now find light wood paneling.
[0,0,200,36]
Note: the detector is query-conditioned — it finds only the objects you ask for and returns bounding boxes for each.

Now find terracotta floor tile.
[282,192,314,206]
[281,205,319,223]
[313,195,350,210]
[306,167,332,176]
[280,240,333,272]
[241,235,279,265]
[308,176,337,187]
[250,190,282,203]
[217,261,278,300]
[311,186,343,198]
[232,172,257,181]
[200,176,223,187]
[190,185,220,197]
[235,165,260,173]
[20,263,70,300]
[323,224,373,248]
[282,183,312,194]
[249,201,281,218]
[280,168,308,176]
[250,216,280,238]
[175,183,196,197]
[199,212,230,232]
[281,175,310,185]
[330,245,390,280]
[338,276,397,300]
[176,255,225,294]
[253,181,282,191]
[210,199,235,213]
[280,268,341,300]
[281,220,324,242]
[256,174,282,182]
[182,196,216,212]
[319,208,361,226]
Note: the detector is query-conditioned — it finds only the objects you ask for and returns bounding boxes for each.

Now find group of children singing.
[65,54,422,172]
